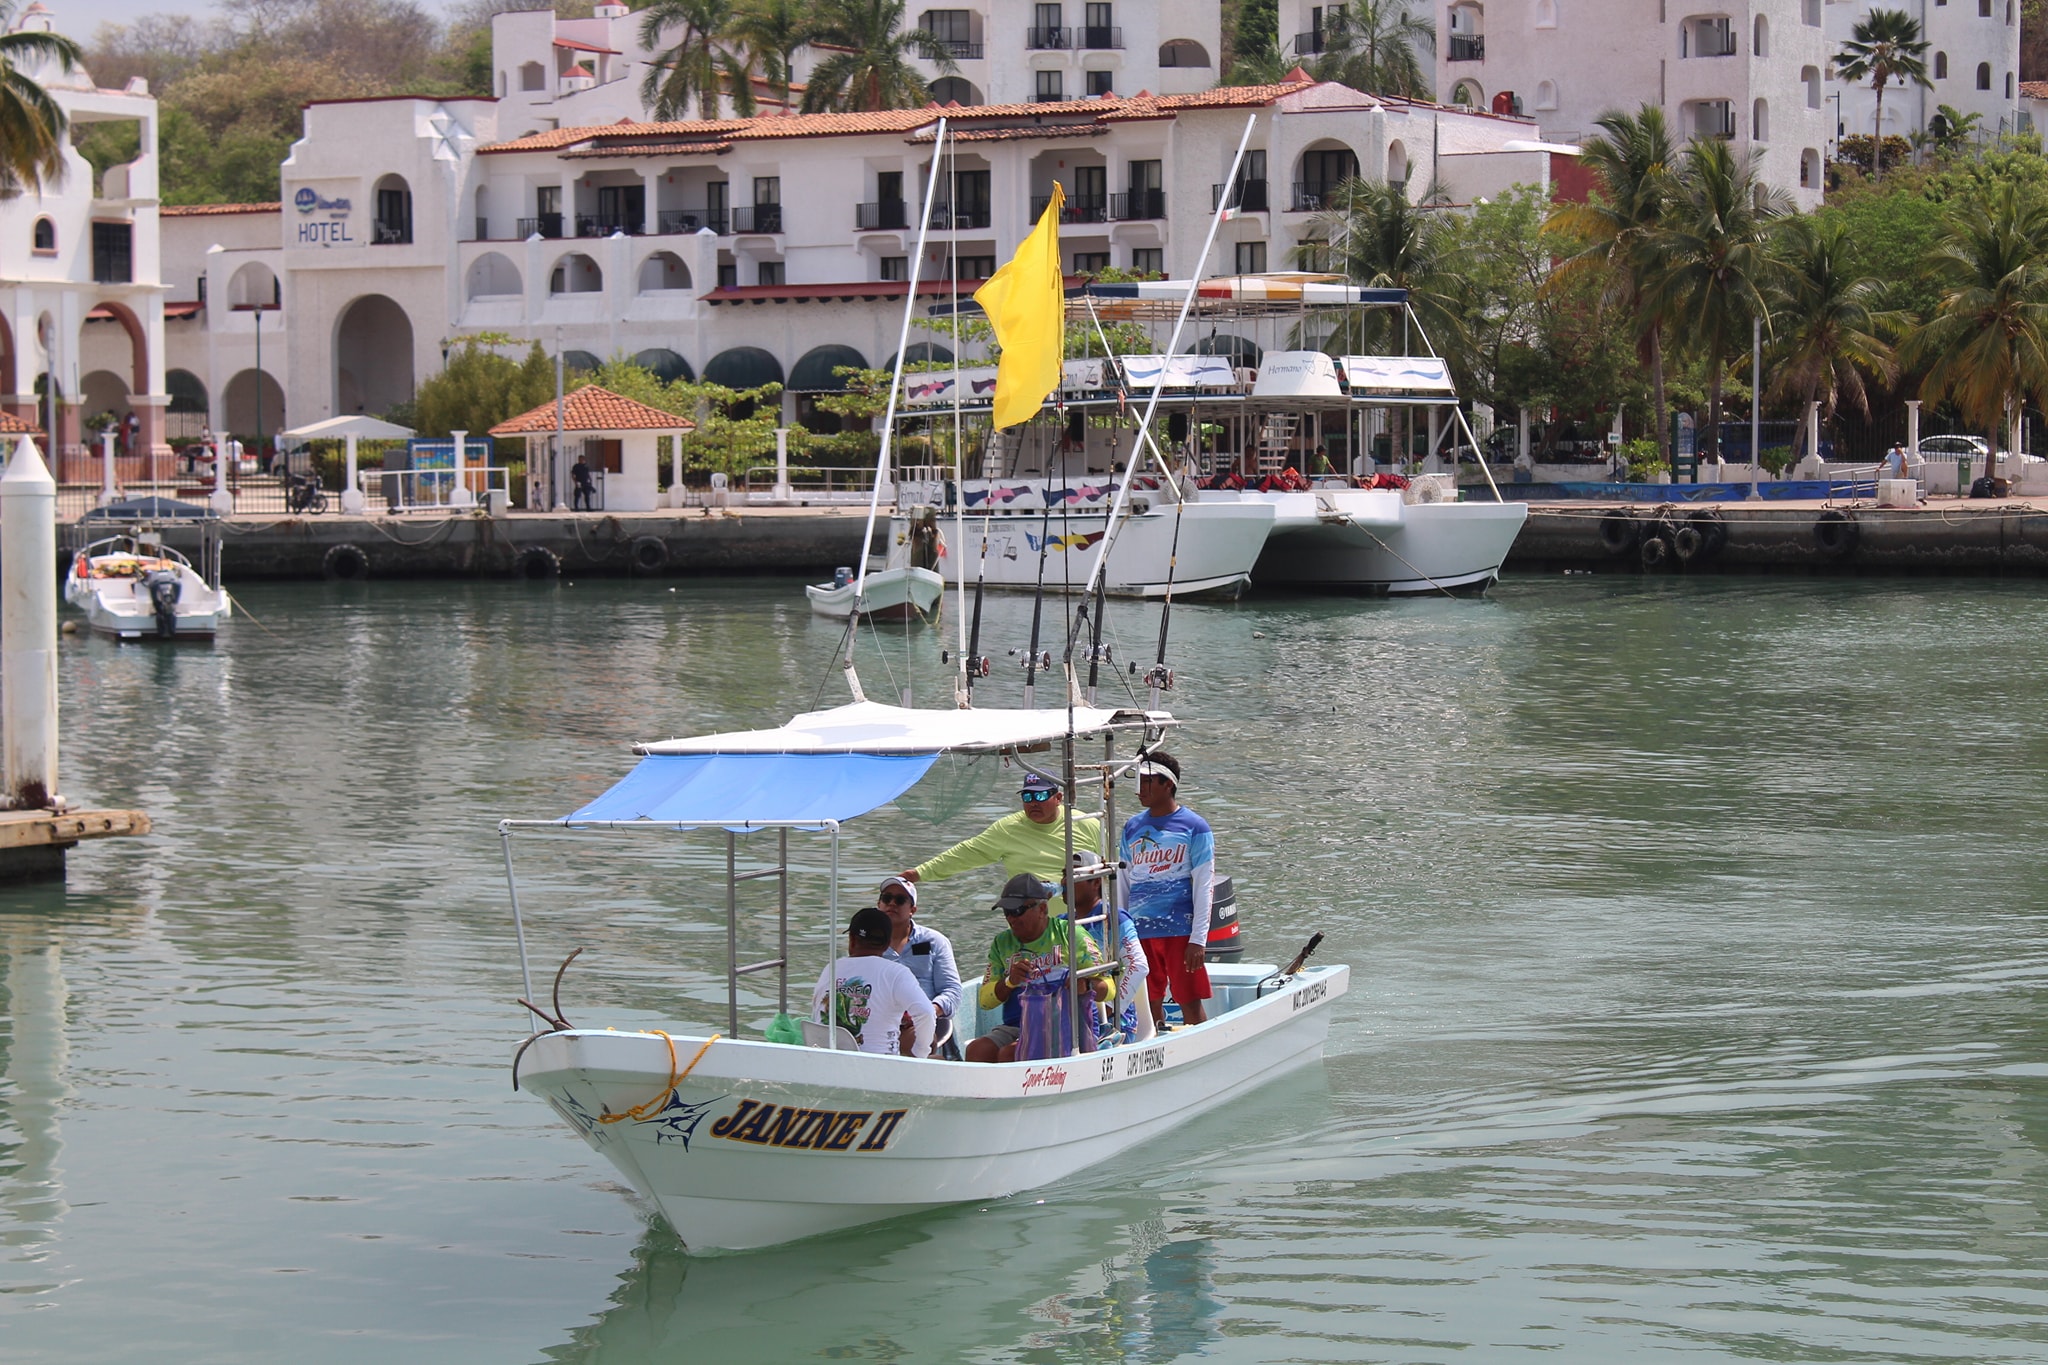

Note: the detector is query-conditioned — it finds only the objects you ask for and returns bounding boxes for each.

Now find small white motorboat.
[502,701,1345,1253]
[804,564,946,620]
[64,534,231,641]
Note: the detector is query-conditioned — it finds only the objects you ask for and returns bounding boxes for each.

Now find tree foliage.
[0,3,83,198]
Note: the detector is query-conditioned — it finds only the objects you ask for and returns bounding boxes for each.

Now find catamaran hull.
[804,566,945,621]
[916,501,1276,599]
[518,962,1346,1252]
[1221,490,1528,594]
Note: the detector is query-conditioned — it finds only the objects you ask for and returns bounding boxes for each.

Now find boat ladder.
[1257,413,1298,474]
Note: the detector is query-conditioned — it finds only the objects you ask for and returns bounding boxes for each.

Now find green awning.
[787,344,869,392]
[704,346,784,389]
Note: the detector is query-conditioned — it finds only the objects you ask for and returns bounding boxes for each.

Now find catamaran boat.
[502,701,1345,1253]
[63,499,232,640]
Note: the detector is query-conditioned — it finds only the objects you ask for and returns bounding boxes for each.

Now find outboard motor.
[144,568,181,638]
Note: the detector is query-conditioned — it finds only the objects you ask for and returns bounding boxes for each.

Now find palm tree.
[1765,215,1898,459]
[639,0,754,121]
[1313,0,1434,98]
[1905,182,2048,469]
[1639,136,1790,461]
[799,0,957,114]
[1834,7,1931,182]
[730,0,818,111]
[0,5,82,197]
[1544,106,1681,462]
[1226,39,1291,87]
[1924,102,1983,159]
[1300,176,1465,358]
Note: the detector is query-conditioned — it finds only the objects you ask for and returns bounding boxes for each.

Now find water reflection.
[0,920,70,1295]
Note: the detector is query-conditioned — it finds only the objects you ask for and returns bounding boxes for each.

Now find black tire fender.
[1672,525,1704,561]
[630,535,670,575]
[1640,533,1669,568]
[1686,509,1729,559]
[1814,509,1858,556]
[1599,510,1639,554]
[516,545,561,580]
[322,543,369,581]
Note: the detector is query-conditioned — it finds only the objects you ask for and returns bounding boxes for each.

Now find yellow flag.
[974,183,1065,430]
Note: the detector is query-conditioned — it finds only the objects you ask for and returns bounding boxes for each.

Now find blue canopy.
[567,752,938,826]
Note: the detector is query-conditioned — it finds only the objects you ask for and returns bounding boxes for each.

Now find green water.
[3,575,2044,1363]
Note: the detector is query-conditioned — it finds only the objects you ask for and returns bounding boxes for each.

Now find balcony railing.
[731,203,784,233]
[1110,189,1164,221]
[1030,193,1108,223]
[658,208,727,234]
[1291,183,1344,212]
[1027,25,1069,48]
[856,199,910,230]
[372,220,412,245]
[1212,178,1269,212]
[517,214,565,239]
[576,214,643,237]
[1448,34,1484,60]
[1077,25,1121,48]
[930,202,991,230]
[1294,30,1327,55]
[919,34,984,58]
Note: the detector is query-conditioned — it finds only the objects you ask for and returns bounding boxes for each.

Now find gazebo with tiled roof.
[489,384,694,512]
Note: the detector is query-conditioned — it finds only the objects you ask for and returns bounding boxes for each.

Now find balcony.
[930,202,991,230]
[577,214,643,237]
[731,203,784,233]
[91,223,134,284]
[1691,101,1736,139]
[517,214,565,239]
[1212,179,1269,212]
[1291,183,1344,212]
[920,34,984,58]
[1448,34,1484,60]
[1030,193,1108,223]
[372,219,412,245]
[658,208,727,234]
[1110,189,1164,221]
[1293,30,1327,55]
[1077,25,1121,48]
[1027,26,1069,48]
[856,199,910,230]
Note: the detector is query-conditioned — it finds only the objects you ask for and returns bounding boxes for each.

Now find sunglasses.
[1001,904,1039,917]
[1020,789,1057,803]
[878,892,911,905]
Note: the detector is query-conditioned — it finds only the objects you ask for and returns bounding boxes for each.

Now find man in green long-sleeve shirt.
[899,772,1102,916]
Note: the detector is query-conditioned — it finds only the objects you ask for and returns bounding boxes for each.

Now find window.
[1082,2,1115,48]
[1131,247,1162,274]
[953,254,996,279]
[2008,72,2015,98]
[1803,65,1821,107]
[1978,62,1992,90]
[1158,39,1209,66]
[1031,2,1064,48]
[880,256,908,281]
[1753,97,1769,141]
[1086,69,1113,96]
[1536,0,1557,27]
[1752,14,1768,56]
[1935,51,1948,79]
[1036,69,1063,101]
[374,176,413,245]
[92,222,133,283]
[757,261,784,285]
[921,8,973,46]
[520,61,545,91]
[1535,80,1558,110]
[31,217,53,252]
[1233,240,1266,274]
[1803,0,1819,21]
[1980,0,1990,14]
[1073,251,1109,272]
[1684,16,1735,58]
[1800,148,1820,188]
[717,262,737,287]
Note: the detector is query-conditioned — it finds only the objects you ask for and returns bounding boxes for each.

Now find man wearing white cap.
[1121,752,1214,1027]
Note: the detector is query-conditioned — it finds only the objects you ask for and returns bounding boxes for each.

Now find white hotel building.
[43,5,1568,457]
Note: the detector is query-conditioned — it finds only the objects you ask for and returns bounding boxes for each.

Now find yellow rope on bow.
[597,1031,721,1124]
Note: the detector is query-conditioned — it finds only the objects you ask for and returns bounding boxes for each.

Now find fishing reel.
[1083,643,1114,666]
[1010,648,1054,671]
[940,650,994,678]
[1131,663,1174,690]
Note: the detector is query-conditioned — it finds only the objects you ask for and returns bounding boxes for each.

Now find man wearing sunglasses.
[897,773,1101,918]
[963,873,1115,1064]
[876,875,961,1058]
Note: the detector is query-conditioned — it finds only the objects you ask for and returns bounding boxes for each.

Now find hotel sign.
[293,186,355,246]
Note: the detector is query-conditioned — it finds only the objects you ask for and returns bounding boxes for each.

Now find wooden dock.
[0,808,151,883]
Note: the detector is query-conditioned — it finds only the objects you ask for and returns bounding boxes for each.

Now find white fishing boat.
[803,565,946,620]
[64,502,232,640]
[502,701,1346,1253]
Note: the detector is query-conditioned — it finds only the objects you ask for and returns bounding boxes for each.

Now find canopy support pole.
[727,831,740,1037]
[500,825,537,1032]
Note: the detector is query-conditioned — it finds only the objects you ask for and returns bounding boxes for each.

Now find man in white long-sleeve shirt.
[811,906,936,1057]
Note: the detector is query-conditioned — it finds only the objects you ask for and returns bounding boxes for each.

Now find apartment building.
[1433,0,1831,207]
[1824,0,2021,147]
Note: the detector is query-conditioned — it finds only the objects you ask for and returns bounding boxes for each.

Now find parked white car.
[1916,434,1990,458]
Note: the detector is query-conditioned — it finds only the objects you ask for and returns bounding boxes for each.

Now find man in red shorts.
[1119,752,1213,1027]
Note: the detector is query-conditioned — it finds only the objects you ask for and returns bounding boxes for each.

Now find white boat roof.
[636,700,1169,757]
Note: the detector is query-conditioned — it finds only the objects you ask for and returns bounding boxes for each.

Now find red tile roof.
[161,202,282,216]
[0,412,43,435]
[489,384,696,436]
[553,37,618,54]
[2022,80,2048,99]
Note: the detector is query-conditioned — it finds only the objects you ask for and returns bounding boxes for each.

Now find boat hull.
[804,566,945,621]
[916,500,1275,599]
[1218,489,1528,593]
[518,962,1346,1252]
[64,562,228,640]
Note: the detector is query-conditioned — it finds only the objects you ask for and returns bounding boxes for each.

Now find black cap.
[994,872,1058,911]
[848,906,892,945]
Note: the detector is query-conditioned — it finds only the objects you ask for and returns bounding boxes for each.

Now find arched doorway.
[225,368,286,435]
[166,368,208,440]
[81,368,129,421]
[334,294,415,417]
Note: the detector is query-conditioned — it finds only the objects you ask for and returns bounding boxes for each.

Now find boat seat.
[801,1020,861,1051]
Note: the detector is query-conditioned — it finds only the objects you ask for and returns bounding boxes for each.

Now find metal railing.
[372,465,513,512]
[517,214,565,239]
[1293,30,1327,54]
[741,464,883,503]
[856,199,910,230]
[1213,178,1269,212]
[731,203,784,233]
[1026,25,1069,48]
[1291,183,1342,212]
[373,220,412,245]
[1448,34,1484,60]
[658,208,727,234]
[577,214,642,237]
[930,203,991,230]
[1110,189,1164,221]
[920,35,983,57]
[1030,193,1108,223]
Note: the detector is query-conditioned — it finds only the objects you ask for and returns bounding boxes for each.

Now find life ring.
[516,545,561,580]
[1599,510,1639,554]
[1813,510,1858,556]
[1640,533,1669,568]
[322,543,370,581]
[1671,524,1704,562]
[630,535,670,575]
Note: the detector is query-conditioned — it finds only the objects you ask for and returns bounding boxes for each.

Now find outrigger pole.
[841,117,951,703]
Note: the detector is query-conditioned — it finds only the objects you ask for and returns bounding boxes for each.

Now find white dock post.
[1,439,59,811]
[210,433,233,516]
[98,430,119,507]
[340,432,366,514]
[773,426,792,503]
[450,428,476,509]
